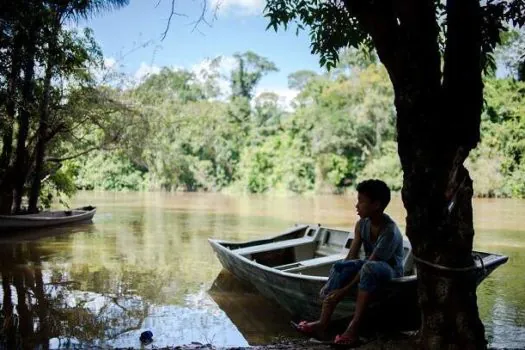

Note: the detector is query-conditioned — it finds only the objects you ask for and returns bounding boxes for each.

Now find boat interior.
[226,225,415,278]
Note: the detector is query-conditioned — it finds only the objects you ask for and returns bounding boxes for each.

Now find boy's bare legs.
[338,289,371,342]
[299,272,360,333]
[299,296,340,331]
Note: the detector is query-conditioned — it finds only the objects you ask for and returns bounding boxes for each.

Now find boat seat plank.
[296,254,344,267]
[233,237,314,256]
[281,254,344,272]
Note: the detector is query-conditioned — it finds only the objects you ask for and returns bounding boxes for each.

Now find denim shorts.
[320,259,395,298]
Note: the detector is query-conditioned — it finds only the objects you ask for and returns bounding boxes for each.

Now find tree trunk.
[0,123,14,175]
[0,28,22,214]
[28,62,53,213]
[28,20,57,213]
[344,0,486,347]
[402,163,486,349]
[12,19,38,213]
[0,133,15,214]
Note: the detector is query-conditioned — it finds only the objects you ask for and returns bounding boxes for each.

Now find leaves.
[264,0,370,69]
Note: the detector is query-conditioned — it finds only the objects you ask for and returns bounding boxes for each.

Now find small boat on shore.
[0,206,96,233]
[208,224,509,320]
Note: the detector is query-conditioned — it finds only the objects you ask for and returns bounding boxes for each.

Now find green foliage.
[287,70,318,90]
[39,164,79,209]
[46,49,524,199]
[264,0,371,69]
[230,51,279,100]
[264,0,524,74]
[73,151,146,191]
[356,141,403,192]
[466,77,525,197]
[0,1,132,213]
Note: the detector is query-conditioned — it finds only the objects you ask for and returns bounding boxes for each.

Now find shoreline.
[124,339,416,350]
[127,338,517,350]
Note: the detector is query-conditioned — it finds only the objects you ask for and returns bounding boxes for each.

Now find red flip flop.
[334,334,360,347]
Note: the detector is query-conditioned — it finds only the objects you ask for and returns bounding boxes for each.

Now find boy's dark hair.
[356,179,391,210]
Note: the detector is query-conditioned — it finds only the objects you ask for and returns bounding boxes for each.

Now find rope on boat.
[413,253,486,274]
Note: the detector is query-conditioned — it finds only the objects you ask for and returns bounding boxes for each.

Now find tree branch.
[45,146,109,163]
[342,0,402,84]
[161,0,188,41]
[190,0,213,33]
[443,0,482,153]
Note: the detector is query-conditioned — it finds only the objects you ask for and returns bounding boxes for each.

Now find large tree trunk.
[395,0,485,348]
[402,159,485,349]
[345,0,486,348]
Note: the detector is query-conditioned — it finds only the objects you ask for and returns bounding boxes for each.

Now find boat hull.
[0,206,96,233]
[209,225,508,321]
[210,239,418,320]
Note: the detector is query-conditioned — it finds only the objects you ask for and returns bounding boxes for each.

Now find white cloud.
[104,57,117,70]
[209,0,265,16]
[134,62,161,82]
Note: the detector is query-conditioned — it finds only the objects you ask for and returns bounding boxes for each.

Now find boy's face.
[355,192,381,218]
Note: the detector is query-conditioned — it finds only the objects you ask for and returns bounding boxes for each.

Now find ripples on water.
[0,192,523,348]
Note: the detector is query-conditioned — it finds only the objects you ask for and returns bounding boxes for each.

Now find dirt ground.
[117,332,418,350]
[146,337,416,350]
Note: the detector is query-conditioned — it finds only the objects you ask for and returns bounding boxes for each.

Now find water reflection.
[0,192,523,348]
[476,231,525,349]
[208,270,298,345]
[0,239,249,348]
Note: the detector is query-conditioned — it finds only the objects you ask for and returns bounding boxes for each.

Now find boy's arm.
[345,221,362,260]
[326,271,361,302]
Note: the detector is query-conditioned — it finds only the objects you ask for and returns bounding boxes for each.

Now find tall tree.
[0,0,129,214]
[28,0,129,213]
[228,51,278,125]
[264,0,524,348]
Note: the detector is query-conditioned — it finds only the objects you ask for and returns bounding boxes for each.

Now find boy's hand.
[319,284,328,298]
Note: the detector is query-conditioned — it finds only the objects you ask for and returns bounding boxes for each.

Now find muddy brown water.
[0,192,523,349]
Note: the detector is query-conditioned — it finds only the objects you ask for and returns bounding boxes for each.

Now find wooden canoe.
[209,224,508,320]
[0,206,96,233]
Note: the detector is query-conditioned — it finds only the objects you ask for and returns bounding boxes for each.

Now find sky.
[77,0,326,102]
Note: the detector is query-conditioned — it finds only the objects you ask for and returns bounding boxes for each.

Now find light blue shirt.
[359,214,404,277]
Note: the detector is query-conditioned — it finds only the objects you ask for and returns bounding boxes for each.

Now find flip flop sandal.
[333,334,361,348]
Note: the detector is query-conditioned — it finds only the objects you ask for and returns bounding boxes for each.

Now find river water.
[0,192,523,349]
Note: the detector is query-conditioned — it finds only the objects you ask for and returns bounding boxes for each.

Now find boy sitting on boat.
[293,179,404,346]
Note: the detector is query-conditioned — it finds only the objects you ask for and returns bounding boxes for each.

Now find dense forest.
[1,2,524,215]
[71,39,525,198]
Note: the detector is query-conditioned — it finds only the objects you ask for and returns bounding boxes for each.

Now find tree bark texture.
[344,0,486,348]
